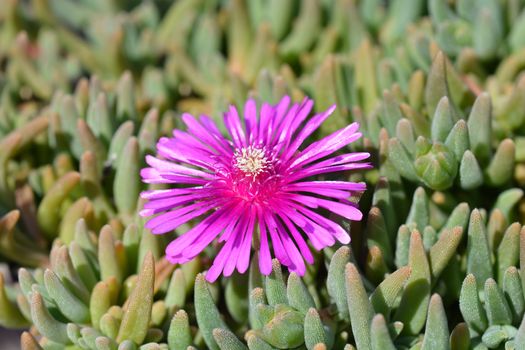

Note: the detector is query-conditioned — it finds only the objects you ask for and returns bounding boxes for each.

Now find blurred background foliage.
[0,0,524,349]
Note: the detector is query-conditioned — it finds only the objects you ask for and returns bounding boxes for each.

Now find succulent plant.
[5,170,521,349]
[14,218,196,349]
[0,71,177,265]
[6,215,446,350]
[1,1,525,350]
[389,55,517,188]
[12,217,523,349]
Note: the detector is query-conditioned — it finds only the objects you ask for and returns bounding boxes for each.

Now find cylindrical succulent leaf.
[194,273,229,350]
[394,231,431,335]
[460,274,488,333]
[421,294,449,350]
[345,263,373,349]
[370,314,397,350]
[117,252,154,344]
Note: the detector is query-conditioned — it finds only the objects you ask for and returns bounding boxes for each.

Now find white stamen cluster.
[234,146,269,177]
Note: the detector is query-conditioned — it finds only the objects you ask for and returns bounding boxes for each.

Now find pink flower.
[140,96,370,282]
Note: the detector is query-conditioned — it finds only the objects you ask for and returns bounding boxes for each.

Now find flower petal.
[257,208,273,275]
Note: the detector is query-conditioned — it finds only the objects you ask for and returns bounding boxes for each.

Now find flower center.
[234,146,269,177]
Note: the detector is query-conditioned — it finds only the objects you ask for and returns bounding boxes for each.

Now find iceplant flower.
[140,96,371,282]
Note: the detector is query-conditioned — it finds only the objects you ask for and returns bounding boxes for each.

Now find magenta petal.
[274,98,314,153]
[165,207,228,257]
[145,200,219,234]
[285,181,366,192]
[244,99,258,143]
[258,209,273,275]
[286,186,352,199]
[271,102,299,147]
[279,205,336,249]
[157,138,219,169]
[297,152,371,173]
[292,204,351,244]
[223,237,242,277]
[259,96,289,145]
[182,113,232,156]
[146,155,214,179]
[257,103,274,145]
[205,265,223,283]
[218,214,242,243]
[140,168,163,182]
[223,217,247,276]
[278,214,314,264]
[290,123,361,168]
[140,187,204,200]
[141,166,210,185]
[287,162,372,182]
[286,99,315,139]
[274,217,305,275]
[199,115,225,137]
[139,208,155,217]
[280,105,335,162]
[224,105,247,148]
[205,214,241,282]
[272,95,292,128]
[236,208,255,273]
[273,206,325,250]
[207,241,234,282]
[290,194,363,221]
[265,213,292,267]
[181,217,232,260]
[143,192,212,212]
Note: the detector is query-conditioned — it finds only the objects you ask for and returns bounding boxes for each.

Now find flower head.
[140,96,371,282]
